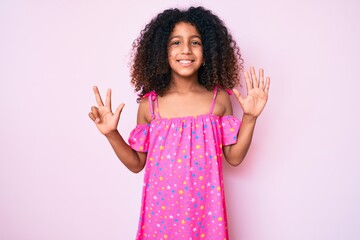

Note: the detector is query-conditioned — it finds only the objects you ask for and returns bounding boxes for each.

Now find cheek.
[167,53,175,66]
[167,48,177,58]
[193,48,203,57]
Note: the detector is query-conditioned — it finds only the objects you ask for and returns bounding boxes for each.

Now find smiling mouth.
[177,60,194,65]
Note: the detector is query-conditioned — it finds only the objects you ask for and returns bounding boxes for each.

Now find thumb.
[232,88,244,103]
[114,103,125,119]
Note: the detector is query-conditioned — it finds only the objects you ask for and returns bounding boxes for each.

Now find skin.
[167,22,204,82]
[89,22,270,172]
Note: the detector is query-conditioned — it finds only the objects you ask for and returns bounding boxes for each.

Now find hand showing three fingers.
[88,86,125,136]
[232,67,270,118]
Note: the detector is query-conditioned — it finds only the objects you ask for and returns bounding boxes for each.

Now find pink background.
[1,0,359,239]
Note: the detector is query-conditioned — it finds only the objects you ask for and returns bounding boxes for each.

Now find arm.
[88,86,148,173]
[223,67,270,166]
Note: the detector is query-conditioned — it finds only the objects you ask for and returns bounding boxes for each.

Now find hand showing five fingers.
[232,67,270,118]
[88,86,125,136]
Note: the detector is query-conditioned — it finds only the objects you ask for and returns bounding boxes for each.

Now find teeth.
[179,60,192,64]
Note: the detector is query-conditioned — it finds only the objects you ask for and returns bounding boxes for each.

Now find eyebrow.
[169,35,202,40]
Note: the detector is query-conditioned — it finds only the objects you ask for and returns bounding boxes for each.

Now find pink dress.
[129,87,241,240]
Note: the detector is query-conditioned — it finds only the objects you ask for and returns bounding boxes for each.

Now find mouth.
[177,60,195,66]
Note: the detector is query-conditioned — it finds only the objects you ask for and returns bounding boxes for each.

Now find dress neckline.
[146,86,219,120]
[150,113,221,122]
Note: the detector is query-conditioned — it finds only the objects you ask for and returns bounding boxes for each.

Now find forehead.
[170,22,201,37]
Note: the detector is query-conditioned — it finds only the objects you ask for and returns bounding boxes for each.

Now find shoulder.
[137,97,152,124]
[214,88,233,116]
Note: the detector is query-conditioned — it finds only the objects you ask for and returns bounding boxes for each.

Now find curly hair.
[130,6,243,101]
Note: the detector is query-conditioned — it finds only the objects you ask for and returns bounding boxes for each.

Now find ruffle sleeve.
[128,124,150,152]
[220,115,241,146]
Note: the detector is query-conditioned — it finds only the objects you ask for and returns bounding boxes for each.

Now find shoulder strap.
[153,95,160,119]
[144,91,160,119]
[209,86,218,114]
[209,86,233,114]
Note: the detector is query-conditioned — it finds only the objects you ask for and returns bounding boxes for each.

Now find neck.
[168,75,201,94]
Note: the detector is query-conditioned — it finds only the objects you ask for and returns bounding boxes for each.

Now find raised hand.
[88,86,125,135]
[232,67,270,118]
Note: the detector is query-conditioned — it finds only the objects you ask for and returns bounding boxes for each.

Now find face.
[167,22,204,80]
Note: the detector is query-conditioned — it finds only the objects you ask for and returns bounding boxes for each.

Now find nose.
[181,43,192,54]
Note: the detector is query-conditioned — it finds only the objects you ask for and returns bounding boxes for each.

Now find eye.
[170,41,181,46]
[191,40,202,46]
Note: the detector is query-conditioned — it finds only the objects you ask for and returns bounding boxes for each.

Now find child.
[89,6,269,239]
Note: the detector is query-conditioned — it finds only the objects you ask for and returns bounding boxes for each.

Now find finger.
[93,86,104,107]
[91,106,101,123]
[88,112,96,122]
[250,66,259,88]
[259,68,265,89]
[114,103,125,120]
[244,71,252,92]
[106,88,112,109]
[265,77,270,94]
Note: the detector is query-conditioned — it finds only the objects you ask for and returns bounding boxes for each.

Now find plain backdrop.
[1,0,359,239]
